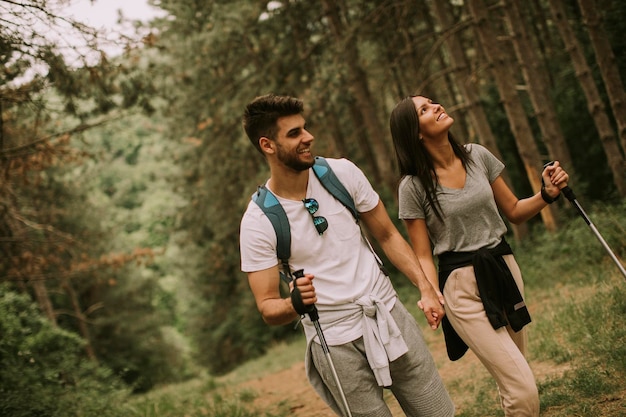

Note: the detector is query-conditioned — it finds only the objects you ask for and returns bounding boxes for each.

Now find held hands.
[417,289,446,330]
[541,161,569,201]
[291,270,448,329]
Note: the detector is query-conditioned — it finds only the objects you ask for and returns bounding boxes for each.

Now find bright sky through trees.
[1,0,167,85]
[65,0,164,29]
[62,0,166,60]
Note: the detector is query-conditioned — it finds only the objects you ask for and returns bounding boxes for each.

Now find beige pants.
[443,254,539,416]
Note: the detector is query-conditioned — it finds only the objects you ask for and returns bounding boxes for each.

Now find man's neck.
[267,166,309,201]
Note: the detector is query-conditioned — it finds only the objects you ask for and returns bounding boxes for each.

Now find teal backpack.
[252,156,386,284]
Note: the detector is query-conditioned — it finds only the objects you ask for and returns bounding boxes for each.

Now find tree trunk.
[379,1,424,99]
[467,0,558,231]
[319,0,395,191]
[430,0,528,240]
[32,279,57,325]
[328,112,349,158]
[61,278,98,362]
[547,0,626,196]
[577,0,626,164]
[421,1,471,142]
[503,0,575,178]
[529,0,557,83]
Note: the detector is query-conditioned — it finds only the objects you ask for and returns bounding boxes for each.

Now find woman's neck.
[425,140,457,169]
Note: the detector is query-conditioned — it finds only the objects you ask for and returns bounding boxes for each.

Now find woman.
[389,95,569,416]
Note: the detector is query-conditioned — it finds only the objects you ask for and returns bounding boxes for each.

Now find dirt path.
[237,311,572,416]
[238,328,568,416]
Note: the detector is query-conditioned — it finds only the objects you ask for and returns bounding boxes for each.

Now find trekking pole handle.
[544,161,580,215]
[542,161,569,189]
[561,185,575,202]
[293,269,319,321]
[543,162,584,220]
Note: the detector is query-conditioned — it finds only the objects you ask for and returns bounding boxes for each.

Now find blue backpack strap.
[252,186,292,283]
[312,156,359,222]
[312,157,389,276]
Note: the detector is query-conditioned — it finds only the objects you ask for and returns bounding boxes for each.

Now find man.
[240,94,454,417]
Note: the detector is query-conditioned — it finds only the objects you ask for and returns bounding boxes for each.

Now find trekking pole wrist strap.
[541,186,560,204]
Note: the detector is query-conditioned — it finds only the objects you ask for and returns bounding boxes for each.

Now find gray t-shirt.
[398,144,507,256]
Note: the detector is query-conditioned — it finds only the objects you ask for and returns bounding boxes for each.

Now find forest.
[1,0,625,416]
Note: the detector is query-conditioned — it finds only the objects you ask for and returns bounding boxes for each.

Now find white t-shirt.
[240,158,397,345]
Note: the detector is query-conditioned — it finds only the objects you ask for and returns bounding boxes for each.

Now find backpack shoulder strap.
[313,157,389,275]
[251,159,362,282]
[312,156,359,222]
[252,186,292,282]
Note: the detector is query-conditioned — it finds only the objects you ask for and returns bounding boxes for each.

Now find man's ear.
[259,137,275,155]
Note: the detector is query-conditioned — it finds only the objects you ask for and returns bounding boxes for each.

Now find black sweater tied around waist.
[437,238,531,361]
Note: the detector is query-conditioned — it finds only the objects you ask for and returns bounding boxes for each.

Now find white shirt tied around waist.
[304,270,405,387]
[355,294,408,387]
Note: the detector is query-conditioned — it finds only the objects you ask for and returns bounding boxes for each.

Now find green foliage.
[553,80,617,200]
[4,1,626,410]
[513,200,626,289]
[0,285,128,417]
[188,238,298,374]
[1,0,182,404]
[119,375,290,417]
[71,115,197,391]
[533,284,626,416]
[602,1,626,75]
[89,272,193,392]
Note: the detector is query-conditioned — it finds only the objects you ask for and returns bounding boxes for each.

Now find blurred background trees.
[1,0,624,413]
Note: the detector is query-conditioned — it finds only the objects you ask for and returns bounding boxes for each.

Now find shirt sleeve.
[471,144,505,183]
[239,201,279,273]
[328,158,379,213]
[398,176,426,220]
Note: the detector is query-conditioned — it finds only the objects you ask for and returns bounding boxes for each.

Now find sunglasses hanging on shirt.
[303,198,328,235]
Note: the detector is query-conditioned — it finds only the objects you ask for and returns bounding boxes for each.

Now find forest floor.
[229,292,625,416]
[235,320,574,416]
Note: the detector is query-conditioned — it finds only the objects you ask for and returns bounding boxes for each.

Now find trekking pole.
[561,186,626,281]
[294,270,353,417]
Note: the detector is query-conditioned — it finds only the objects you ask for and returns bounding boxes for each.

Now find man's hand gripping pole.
[290,269,352,417]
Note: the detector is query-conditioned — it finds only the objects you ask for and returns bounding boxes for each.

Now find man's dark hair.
[242,94,304,154]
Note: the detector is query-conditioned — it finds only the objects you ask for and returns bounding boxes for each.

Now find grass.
[218,338,307,386]
[119,374,291,417]
[121,202,626,416]
[117,340,306,417]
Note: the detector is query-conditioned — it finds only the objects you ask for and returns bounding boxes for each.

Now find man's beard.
[276,144,315,171]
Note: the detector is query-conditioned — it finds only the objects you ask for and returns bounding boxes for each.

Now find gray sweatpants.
[310,301,455,417]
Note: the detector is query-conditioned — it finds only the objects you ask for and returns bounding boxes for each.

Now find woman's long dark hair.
[389,96,470,221]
